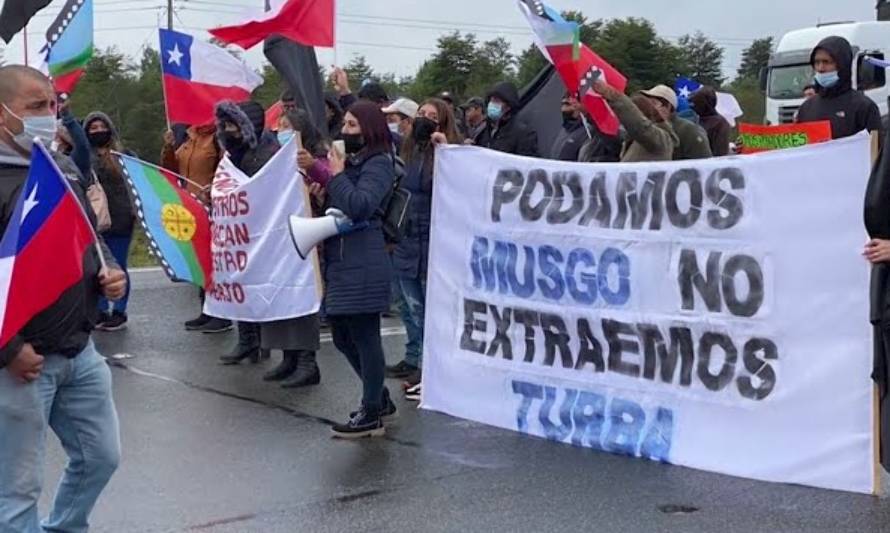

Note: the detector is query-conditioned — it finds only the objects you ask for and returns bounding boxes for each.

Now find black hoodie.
[796,36,881,139]
[477,81,539,157]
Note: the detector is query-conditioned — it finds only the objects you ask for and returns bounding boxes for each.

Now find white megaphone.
[288,208,369,260]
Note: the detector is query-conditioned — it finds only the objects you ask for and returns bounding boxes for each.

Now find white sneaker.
[405,383,422,402]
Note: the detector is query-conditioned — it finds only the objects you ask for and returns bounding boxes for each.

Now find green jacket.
[670,115,712,160]
[606,91,678,163]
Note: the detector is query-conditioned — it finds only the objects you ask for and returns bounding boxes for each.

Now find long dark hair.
[345,100,391,156]
[400,97,462,162]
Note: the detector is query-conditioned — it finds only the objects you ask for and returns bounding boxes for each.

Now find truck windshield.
[768,64,814,99]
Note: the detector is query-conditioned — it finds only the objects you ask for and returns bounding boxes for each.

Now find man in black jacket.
[549,92,591,161]
[0,65,126,532]
[796,36,881,139]
[476,81,539,157]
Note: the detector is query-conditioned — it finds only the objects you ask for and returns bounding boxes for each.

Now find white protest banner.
[422,136,875,494]
[204,139,320,321]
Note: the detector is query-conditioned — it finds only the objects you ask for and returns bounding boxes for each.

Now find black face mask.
[412,116,439,143]
[342,133,365,155]
[562,110,577,123]
[222,132,244,151]
[88,130,112,148]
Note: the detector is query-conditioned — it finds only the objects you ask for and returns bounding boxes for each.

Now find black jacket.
[477,81,539,157]
[392,148,433,280]
[215,101,279,177]
[796,36,881,139]
[550,118,589,161]
[84,112,135,237]
[0,153,118,368]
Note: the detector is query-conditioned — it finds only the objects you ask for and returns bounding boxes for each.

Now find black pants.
[330,313,385,412]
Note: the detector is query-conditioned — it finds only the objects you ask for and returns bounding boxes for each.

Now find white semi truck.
[763,21,890,125]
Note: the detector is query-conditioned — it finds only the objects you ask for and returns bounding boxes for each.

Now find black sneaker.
[405,383,422,402]
[98,312,128,332]
[184,314,211,331]
[200,318,234,334]
[351,397,397,422]
[95,312,113,330]
[332,408,385,439]
[386,360,418,379]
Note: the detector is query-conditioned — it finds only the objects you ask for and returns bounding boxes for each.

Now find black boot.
[219,322,260,365]
[263,350,299,381]
[281,351,321,388]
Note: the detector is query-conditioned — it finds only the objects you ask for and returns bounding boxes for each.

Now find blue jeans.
[392,278,421,366]
[398,276,426,368]
[0,341,121,533]
[98,234,131,314]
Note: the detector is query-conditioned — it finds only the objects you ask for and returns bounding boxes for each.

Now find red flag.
[549,44,627,136]
[266,101,284,131]
[209,0,334,51]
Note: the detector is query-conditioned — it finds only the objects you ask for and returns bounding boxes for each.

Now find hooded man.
[477,81,539,157]
[549,92,592,161]
[0,65,126,533]
[214,100,278,366]
[689,86,732,156]
[640,84,712,160]
[796,36,881,139]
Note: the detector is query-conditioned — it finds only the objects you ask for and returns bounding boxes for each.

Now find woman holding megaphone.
[322,101,398,438]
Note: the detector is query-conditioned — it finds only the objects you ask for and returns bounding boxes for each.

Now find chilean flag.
[209,0,334,51]
[0,143,96,347]
[160,29,263,126]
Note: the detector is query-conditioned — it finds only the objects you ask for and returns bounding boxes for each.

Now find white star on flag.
[167,44,184,66]
[22,183,38,223]
[678,86,691,99]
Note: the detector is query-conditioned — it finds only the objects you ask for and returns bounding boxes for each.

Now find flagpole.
[23,25,29,65]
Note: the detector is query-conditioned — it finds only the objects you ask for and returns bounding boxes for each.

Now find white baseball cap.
[382,97,419,118]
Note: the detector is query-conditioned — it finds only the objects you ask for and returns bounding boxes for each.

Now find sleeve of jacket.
[517,124,539,157]
[0,334,24,369]
[862,99,882,133]
[339,93,357,111]
[326,155,394,222]
[712,123,731,157]
[606,91,671,154]
[62,110,92,180]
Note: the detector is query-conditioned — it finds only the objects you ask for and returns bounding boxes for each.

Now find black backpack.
[379,154,411,244]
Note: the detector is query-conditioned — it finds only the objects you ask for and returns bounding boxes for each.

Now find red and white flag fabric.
[0,142,96,347]
[209,0,334,51]
[159,29,263,126]
[518,0,627,136]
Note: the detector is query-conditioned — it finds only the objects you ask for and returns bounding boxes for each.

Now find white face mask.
[2,103,58,153]
[388,122,400,135]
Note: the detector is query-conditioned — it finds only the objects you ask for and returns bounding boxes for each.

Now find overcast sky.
[7,0,880,81]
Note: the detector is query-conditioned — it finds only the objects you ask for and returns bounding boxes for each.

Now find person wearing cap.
[382,97,419,152]
[592,78,678,163]
[476,81,538,157]
[461,96,487,144]
[550,92,592,161]
[640,84,712,160]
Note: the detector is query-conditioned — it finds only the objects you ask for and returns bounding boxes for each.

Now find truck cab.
[764,22,890,125]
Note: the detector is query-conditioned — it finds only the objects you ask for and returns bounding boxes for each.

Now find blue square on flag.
[0,148,66,258]
[675,76,702,100]
[159,28,193,80]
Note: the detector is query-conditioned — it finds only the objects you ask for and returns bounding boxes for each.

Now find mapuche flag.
[0,142,97,348]
[0,0,52,43]
[518,0,627,136]
[159,28,263,126]
[43,0,94,94]
[209,0,334,50]
[117,153,213,290]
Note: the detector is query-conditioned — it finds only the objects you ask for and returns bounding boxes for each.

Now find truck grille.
[779,105,799,124]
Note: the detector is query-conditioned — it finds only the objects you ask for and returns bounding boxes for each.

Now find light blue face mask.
[487,102,503,121]
[2,104,57,152]
[814,70,840,89]
[277,129,295,146]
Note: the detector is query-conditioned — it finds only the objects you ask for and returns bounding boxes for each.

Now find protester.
[57,100,91,183]
[550,92,591,161]
[0,64,126,533]
[258,109,329,388]
[324,100,398,437]
[439,91,465,134]
[477,81,538,157]
[592,79,678,162]
[382,97,419,142]
[796,36,881,139]
[324,92,344,140]
[215,100,277,366]
[389,98,462,401]
[160,122,232,334]
[640,84,712,160]
[687,86,732,156]
[280,88,298,114]
[803,84,817,100]
[460,96,486,144]
[84,111,135,331]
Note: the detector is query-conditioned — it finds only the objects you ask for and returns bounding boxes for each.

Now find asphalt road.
[36,270,890,532]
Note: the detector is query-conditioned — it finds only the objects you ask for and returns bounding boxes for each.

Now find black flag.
[514,65,566,156]
[0,0,52,44]
[263,35,328,136]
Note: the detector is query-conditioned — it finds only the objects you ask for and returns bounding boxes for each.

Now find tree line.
[60,13,774,165]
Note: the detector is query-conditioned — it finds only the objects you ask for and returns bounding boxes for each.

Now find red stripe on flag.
[208,0,334,50]
[163,75,253,126]
[53,69,85,94]
[1,195,94,346]
[171,184,213,289]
